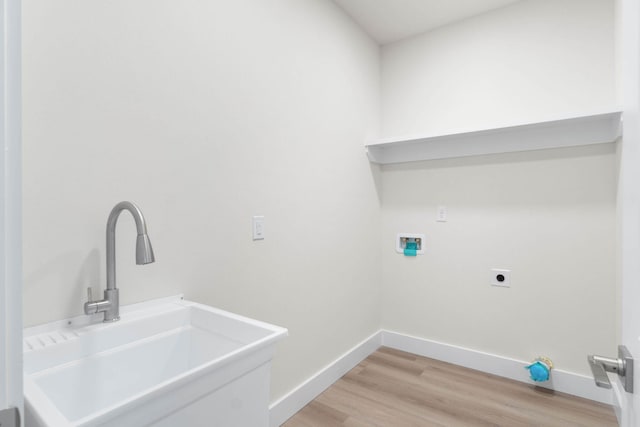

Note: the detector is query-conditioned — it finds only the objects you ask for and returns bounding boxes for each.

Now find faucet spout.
[85,201,155,322]
[107,201,155,290]
[136,233,155,265]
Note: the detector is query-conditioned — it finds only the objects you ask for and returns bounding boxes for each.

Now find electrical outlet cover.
[491,268,511,287]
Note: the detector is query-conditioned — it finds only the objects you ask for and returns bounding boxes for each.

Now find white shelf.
[365,110,622,164]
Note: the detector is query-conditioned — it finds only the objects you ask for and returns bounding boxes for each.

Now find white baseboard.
[269,329,612,426]
[381,330,613,405]
[611,379,624,425]
[268,331,382,427]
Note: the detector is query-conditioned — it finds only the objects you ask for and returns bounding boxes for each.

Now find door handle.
[588,345,634,393]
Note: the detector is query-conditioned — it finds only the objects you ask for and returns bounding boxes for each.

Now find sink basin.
[23,296,287,427]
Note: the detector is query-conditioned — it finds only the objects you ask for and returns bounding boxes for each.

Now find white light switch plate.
[252,216,265,240]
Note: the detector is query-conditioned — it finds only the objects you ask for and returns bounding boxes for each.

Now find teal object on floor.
[525,359,552,382]
[404,241,417,257]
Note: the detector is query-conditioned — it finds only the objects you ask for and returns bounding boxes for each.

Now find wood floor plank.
[288,401,350,426]
[282,347,617,427]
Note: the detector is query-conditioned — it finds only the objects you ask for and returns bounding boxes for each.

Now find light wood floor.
[283,347,617,427]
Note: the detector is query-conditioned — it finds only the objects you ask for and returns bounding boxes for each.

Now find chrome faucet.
[84,201,155,322]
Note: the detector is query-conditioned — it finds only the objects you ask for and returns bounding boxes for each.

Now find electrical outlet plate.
[491,268,511,287]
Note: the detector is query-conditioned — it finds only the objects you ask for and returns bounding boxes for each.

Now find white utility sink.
[23,296,287,427]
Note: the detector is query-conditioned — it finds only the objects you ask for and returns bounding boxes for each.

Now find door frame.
[617,0,640,425]
[1,0,23,424]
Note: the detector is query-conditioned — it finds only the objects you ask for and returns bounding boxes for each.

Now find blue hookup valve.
[525,357,553,382]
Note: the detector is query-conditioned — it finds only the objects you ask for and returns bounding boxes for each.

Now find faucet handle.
[84,287,111,316]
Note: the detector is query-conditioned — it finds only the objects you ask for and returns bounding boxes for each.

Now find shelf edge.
[366,110,622,164]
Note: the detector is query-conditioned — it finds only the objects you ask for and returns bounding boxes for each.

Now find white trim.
[618,0,640,424]
[381,330,612,405]
[268,331,382,427]
[611,379,624,423]
[269,330,612,426]
[1,0,23,424]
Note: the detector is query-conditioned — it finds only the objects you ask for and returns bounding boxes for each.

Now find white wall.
[381,145,617,375]
[22,0,381,402]
[380,0,617,376]
[381,0,617,138]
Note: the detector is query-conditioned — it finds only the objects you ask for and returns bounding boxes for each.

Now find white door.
[0,0,23,425]
[617,0,640,425]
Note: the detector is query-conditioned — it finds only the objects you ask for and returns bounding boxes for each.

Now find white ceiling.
[332,0,522,45]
